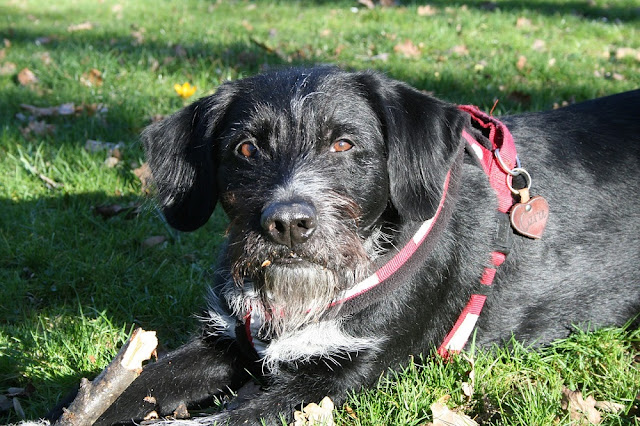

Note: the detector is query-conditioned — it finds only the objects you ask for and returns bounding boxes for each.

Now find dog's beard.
[257,263,344,337]
[222,190,383,339]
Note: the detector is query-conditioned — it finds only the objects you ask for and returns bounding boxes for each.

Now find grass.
[1,0,638,423]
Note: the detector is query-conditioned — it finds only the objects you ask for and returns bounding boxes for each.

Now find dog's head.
[143,67,465,331]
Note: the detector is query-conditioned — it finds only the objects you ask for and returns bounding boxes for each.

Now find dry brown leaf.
[0,62,16,76]
[134,162,153,193]
[515,17,532,28]
[561,387,601,425]
[20,103,75,117]
[431,401,478,426]
[594,400,626,414]
[143,396,156,404]
[344,405,357,420]
[20,120,56,139]
[104,157,119,168]
[394,39,421,58]
[131,29,145,46]
[80,68,103,87]
[242,20,254,32]
[451,45,469,56]
[38,51,53,65]
[0,48,6,61]
[532,39,546,51]
[615,47,640,61]
[17,67,38,86]
[142,236,166,248]
[418,5,438,16]
[67,21,93,32]
[358,0,375,9]
[292,396,335,426]
[516,55,527,70]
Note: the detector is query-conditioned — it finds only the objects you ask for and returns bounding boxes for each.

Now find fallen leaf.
[293,396,335,426]
[20,120,56,139]
[451,45,469,56]
[515,17,532,28]
[143,396,156,404]
[358,0,375,9]
[85,139,124,156]
[615,47,640,61]
[173,402,189,419]
[418,5,438,16]
[594,400,625,414]
[431,401,478,426]
[35,36,56,46]
[133,162,153,193]
[561,387,601,425]
[67,21,93,32]
[0,395,11,411]
[0,62,17,76]
[516,55,527,70]
[13,398,25,419]
[143,411,159,421]
[20,103,75,117]
[93,204,126,219]
[142,236,167,248]
[80,68,103,87]
[104,156,119,168]
[531,39,545,51]
[394,39,421,58]
[241,19,254,31]
[131,29,145,46]
[38,51,53,65]
[17,67,38,86]
[344,405,357,420]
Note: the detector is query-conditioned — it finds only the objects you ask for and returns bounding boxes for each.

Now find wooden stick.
[55,328,158,426]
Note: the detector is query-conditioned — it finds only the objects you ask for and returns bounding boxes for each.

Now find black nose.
[260,201,317,248]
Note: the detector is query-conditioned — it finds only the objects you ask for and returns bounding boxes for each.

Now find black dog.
[90,67,638,424]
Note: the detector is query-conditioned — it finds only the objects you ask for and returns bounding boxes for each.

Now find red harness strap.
[437,106,518,357]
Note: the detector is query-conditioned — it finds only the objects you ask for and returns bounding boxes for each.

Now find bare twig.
[54,328,158,426]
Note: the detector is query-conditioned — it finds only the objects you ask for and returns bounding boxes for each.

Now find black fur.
[66,67,640,424]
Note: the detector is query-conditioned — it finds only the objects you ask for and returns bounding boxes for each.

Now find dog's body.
[89,67,638,425]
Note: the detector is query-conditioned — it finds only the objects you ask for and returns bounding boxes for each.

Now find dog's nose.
[261,201,317,248]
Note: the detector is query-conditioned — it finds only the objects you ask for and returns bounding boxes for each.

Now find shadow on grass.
[0,190,228,421]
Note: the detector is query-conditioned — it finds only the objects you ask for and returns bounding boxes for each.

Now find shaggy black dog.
[89,67,638,424]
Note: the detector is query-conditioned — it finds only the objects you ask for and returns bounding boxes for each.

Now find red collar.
[437,105,520,357]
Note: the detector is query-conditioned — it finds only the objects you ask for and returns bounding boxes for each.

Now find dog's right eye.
[236,141,258,159]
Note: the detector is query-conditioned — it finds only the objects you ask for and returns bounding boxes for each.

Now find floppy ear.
[142,86,235,231]
[356,72,467,221]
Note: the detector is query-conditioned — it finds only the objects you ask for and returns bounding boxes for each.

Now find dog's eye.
[237,141,258,159]
[330,139,354,153]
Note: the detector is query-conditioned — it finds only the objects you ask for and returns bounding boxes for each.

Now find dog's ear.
[355,72,466,221]
[142,86,235,231]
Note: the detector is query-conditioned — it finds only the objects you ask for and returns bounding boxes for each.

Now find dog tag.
[509,188,549,239]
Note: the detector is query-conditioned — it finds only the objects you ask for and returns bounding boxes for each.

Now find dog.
[78,66,638,425]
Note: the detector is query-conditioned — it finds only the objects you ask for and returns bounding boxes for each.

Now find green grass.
[1,0,638,423]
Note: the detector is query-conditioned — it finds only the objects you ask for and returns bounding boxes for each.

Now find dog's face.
[143,67,466,334]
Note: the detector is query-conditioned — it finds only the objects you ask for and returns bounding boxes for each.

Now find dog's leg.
[93,338,249,425]
[205,349,380,425]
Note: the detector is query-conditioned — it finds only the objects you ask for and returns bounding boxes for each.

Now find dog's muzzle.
[260,200,317,249]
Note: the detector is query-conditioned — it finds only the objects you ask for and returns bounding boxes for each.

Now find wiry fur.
[49,67,640,425]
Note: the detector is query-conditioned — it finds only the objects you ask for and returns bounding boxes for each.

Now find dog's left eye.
[236,141,258,159]
[330,139,354,153]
